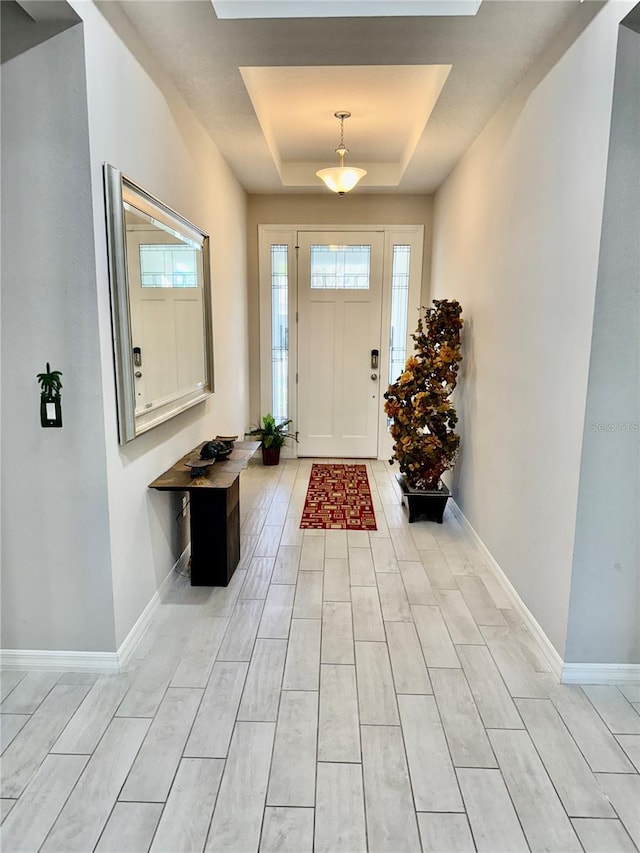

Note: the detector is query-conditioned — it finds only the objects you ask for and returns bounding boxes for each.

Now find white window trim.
[379,226,425,461]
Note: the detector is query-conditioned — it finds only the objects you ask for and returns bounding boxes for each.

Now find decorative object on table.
[200,439,232,461]
[300,463,377,531]
[215,435,238,450]
[185,457,215,478]
[37,362,63,428]
[247,414,297,465]
[384,299,463,523]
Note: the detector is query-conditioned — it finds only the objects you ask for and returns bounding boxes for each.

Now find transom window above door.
[310,244,371,290]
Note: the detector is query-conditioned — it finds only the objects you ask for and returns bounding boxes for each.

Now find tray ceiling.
[116,0,600,193]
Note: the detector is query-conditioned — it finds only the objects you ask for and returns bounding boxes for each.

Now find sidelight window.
[271,244,289,421]
[389,245,411,383]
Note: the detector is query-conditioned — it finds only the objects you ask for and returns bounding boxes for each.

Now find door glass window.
[310,244,371,290]
[139,244,199,288]
[389,245,411,383]
[271,244,288,421]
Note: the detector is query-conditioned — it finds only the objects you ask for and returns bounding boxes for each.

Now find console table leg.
[188,479,240,586]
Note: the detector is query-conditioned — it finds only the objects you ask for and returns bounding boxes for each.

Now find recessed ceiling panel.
[119,0,590,193]
[240,64,451,187]
[213,1,482,19]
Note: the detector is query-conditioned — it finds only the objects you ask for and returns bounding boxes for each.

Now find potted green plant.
[247,414,297,466]
[384,299,463,522]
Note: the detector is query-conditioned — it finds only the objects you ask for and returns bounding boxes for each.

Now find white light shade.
[316,165,367,194]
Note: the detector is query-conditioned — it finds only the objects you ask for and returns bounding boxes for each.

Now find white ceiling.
[240,64,451,187]
[117,0,598,194]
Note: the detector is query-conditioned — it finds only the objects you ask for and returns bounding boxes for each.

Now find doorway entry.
[258,224,424,460]
[297,231,384,457]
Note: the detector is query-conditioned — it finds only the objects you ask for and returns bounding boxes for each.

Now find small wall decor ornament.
[37,362,63,428]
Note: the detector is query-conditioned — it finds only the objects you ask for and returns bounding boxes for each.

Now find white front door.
[297,231,384,457]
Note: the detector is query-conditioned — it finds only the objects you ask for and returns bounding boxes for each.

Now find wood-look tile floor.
[1,458,639,852]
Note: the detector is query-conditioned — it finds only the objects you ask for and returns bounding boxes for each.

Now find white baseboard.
[561,663,640,684]
[0,649,120,673]
[449,500,565,680]
[116,545,188,669]
[449,500,640,685]
[0,546,188,674]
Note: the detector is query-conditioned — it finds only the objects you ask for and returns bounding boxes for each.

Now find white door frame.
[258,224,424,459]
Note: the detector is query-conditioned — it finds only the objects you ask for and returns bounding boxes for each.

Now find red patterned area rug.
[300,463,377,531]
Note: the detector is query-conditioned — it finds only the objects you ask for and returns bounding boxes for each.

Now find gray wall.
[1,23,116,651]
[429,4,623,656]
[565,21,640,664]
[77,0,249,648]
[0,0,79,65]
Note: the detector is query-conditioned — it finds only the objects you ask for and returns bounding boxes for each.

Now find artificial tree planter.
[396,477,451,524]
[384,299,463,523]
[247,414,296,466]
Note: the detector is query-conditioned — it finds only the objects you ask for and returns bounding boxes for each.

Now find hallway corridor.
[1,458,639,852]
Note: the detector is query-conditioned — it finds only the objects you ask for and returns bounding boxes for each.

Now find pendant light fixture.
[316,111,367,196]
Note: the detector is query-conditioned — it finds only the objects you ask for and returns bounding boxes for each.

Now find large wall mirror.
[104,164,214,444]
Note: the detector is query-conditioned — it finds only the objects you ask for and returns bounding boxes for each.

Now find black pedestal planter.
[396,474,451,524]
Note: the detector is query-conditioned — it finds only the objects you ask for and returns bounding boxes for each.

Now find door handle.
[371,373,378,381]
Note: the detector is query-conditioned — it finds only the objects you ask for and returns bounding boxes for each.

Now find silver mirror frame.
[103,163,214,444]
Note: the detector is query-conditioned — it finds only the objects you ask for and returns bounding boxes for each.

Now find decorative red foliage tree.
[384,299,463,490]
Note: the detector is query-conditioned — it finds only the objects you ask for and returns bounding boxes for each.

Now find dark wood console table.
[149,441,260,586]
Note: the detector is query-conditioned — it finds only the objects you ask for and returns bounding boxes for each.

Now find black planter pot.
[261,445,281,466]
[396,473,450,524]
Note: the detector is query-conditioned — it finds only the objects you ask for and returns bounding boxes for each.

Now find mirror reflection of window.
[124,205,206,417]
[139,244,199,288]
